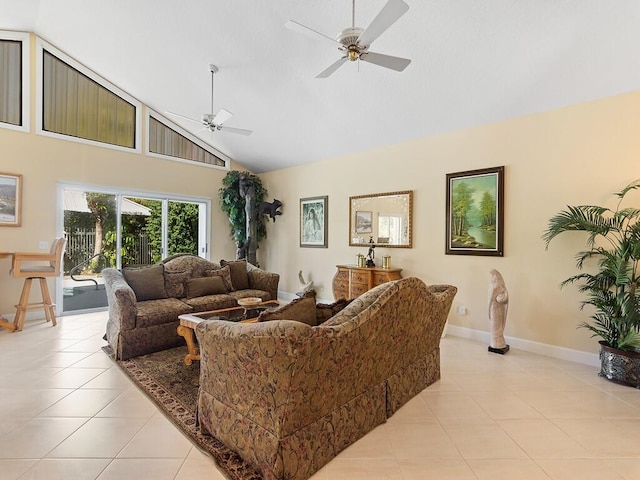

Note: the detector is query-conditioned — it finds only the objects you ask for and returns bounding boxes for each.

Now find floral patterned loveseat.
[195,277,457,480]
[103,254,279,360]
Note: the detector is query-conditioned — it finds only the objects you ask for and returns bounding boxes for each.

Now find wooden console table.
[332,264,402,300]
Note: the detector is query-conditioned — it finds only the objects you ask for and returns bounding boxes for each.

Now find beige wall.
[260,90,640,357]
[0,126,240,316]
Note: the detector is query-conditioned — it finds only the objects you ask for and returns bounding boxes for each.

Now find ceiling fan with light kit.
[166,64,252,136]
[286,0,412,78]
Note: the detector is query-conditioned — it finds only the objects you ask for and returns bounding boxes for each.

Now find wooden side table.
[332,264,402,300]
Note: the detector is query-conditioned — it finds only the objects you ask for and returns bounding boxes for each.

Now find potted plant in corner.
[543,180,640,388]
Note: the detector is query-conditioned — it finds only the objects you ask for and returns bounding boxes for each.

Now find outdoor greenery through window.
[0,39,22,126]
[148,116,226,167]
[43,50,136,148]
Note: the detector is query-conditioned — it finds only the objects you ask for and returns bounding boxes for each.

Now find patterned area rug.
[103,345,262,480]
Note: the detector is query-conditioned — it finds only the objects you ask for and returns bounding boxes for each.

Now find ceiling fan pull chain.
[210,68,215,115]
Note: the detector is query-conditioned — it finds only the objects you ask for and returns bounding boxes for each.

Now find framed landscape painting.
[0,172,22,227]
[300,196,328,248]
[446,166,504,256]
[355,211,372,234]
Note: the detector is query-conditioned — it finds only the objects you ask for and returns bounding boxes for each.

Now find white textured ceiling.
[2,0,640,173]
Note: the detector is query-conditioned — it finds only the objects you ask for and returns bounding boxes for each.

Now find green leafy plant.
[218,171,267,244]
[543,180,640,351]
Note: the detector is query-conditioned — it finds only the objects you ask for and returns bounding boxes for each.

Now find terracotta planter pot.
[599,341,640,388]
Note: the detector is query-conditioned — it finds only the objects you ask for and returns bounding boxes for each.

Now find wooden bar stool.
[10,238,66,331]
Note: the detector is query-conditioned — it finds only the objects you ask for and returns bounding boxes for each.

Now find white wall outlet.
[38,240,49,250]
[457,305,467,315]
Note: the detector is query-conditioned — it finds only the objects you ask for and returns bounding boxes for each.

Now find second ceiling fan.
[286,0,412,78]
[167,65,252,136]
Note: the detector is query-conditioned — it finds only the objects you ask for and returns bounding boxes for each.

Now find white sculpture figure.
[488,269,510,354]
[296,270,314,297]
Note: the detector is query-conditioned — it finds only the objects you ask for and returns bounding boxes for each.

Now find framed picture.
[446,166,504,256]
[355,211,373,234]
[300,196,328,248]
[0,172,22,227]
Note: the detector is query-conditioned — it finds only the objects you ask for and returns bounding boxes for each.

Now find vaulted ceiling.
[2,0,640,173]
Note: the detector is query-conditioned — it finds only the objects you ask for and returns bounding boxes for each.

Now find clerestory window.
[0,31,29,131]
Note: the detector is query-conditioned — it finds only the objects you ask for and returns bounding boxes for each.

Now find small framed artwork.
[446,166,504,256]
[355,211,373,234]
[0,172,22,227]
[300,196,328,248]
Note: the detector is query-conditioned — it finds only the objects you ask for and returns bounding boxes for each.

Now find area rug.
[103,345,262,480]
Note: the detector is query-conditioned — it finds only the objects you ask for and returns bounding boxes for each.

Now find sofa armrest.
[103,268,137,332]
[247,268,280,300]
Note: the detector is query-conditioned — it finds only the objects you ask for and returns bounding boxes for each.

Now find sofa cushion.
[183,294,237,312]
[122,264,167,301]
[220,259,250,290]
[228,289,272,302]
[206,265,234,292]
[135,297,192,328]
[258,290,317,326]
[186,276,228,298]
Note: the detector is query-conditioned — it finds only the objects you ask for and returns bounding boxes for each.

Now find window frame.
[36,38,142,153]
[0,30,30,133]
[145,108,230,170]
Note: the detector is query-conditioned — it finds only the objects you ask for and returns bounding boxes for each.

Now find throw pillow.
[258,290,317,326]
[315,298,353,324]
[185,276,227,298]
[122,264,167,302]
[206,265,234,292]
[220,259,250,290]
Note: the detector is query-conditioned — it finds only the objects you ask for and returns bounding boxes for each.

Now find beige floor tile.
[467,458,551,480]
[72,351,117,369]
[398,458,476,480]
[324,458,403,480]
[387,395,435,422]
[96,387,157,418]
[117,415,193,458]
[497,418,590,458]
[80,366,134,390]
[384,420,461,459]
[536,458,626,480]
[522,390,640,418]
[47,417,147,458]
[605,458,640,480]
[40,367,107,389]
[39,388,122,417]
[96,458,183,480]
[554,418,640,457]
[20,458,110,480]
[31,351,93,369]
[0,459,38,480]
[421,390,490,419]
[174,457,228,480]
[439,417,527,459]
[0,388,73,418]
[470,391,544,419]
[0,417,88,459]
[337,424,395,459]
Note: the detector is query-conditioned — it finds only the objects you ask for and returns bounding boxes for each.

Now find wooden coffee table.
[177,300,280,365]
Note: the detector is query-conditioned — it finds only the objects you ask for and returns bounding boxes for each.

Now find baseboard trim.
[444,324,600,367]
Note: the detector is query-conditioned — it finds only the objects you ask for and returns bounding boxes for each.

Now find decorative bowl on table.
[237,297,262,307]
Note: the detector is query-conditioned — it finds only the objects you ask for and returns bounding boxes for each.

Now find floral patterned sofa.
[103,254,279,360]
[195,277,457,480]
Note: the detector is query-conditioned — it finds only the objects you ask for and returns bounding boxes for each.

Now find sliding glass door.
[60,185,209,313]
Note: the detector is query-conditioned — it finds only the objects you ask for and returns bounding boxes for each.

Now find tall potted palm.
[543,180,640,387]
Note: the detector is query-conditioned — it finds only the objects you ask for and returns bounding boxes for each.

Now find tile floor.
[1,311,639,480]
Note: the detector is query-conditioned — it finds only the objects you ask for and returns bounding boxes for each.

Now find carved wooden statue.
[238,174,258,265]
[488,268,510,354]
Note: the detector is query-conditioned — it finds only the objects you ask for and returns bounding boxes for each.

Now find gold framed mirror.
[349,190,413,248]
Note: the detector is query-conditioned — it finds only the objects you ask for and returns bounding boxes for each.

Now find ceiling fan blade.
[218,126,253,136]
[165,111,202,125]
[213,108,233,126]
[316,57,348,78]
[360,51,411,72]
[285,20,338,46]
[357,0,409,47]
